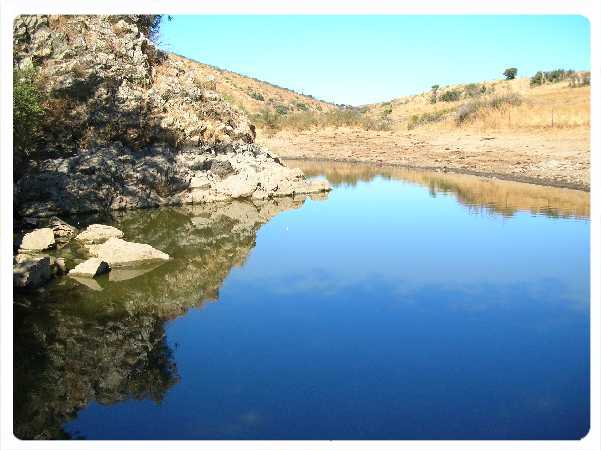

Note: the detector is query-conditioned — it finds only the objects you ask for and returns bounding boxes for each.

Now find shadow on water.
[286,159,589,219]
[13,195,324,439]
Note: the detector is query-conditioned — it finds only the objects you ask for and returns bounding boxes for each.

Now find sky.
[159,15,590,106]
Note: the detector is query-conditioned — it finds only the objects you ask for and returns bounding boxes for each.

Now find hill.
[255,74,590,190]
[171,53,337,116]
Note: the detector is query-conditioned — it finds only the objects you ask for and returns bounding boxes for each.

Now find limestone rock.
[13,256,53,288]
[49,216,77,245]
[68,258,111,278]
[76,224,124,244]
[19,228,56,252]
[88,238,170,266]
[12,16,330,218]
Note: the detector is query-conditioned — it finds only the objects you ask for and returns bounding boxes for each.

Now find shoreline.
[283,156,590,192]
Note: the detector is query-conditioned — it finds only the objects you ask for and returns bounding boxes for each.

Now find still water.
[14,160,590,440]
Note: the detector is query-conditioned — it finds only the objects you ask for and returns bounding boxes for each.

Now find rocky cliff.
[13,15,329,217]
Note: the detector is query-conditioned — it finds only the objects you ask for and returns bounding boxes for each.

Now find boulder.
[19,228,55,252]
[75,224,124,244]
[88,238,170,266]
[209,160,235,178]
[68,258,111,278]
[13,256,53,288]
[49,216,77,245]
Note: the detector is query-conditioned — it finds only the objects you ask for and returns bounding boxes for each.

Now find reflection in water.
[13,195,320,439]
[286,159,589,219]
[13,162,588,440]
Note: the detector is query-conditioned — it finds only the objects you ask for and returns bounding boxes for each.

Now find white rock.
[75,224,124,244]
[68,258,110,278]
[19,228,56,252]
[88,237,170,266]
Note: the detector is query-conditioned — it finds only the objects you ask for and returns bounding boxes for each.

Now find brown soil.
[258,127,590,191]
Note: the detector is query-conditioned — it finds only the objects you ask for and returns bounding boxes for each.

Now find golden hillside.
[171,53,337,116]
[363,74,590,132]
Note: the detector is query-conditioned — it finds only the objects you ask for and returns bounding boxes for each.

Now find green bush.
[275,104,289,115]
[407,110,449,129]
[439,89,461,102]
[249,91,265,101]
[503,67,518,80]
[13,66,45,157]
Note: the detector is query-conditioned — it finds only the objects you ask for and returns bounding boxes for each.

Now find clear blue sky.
[159,15,590,106]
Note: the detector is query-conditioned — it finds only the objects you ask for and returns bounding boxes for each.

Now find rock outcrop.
[13,15,330,218]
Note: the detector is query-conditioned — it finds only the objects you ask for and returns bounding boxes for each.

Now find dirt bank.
[258,127,590,191]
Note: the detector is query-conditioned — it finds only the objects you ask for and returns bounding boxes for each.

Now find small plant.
[407,110,449,129]
[439,89,461,102]
[503,67,518,80]
[249,91,265,101]
[275,104,289,115]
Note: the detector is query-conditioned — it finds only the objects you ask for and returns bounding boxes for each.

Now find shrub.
[249,91,265,101]
[294,101,309,111]
[439,89,461,102]
[407,110,449,129]
[455,93,523,125]
[275,104,289,115]
[463,83,485,98]
[503,67,518,80]
[530,69,574,87]
[13,66,45,157]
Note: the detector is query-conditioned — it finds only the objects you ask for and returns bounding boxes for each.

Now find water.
[13,161,590,440]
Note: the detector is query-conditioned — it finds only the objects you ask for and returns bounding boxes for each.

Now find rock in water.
[88,238,170,266]
[68,258,110,278]
[75,224,124,244]
[19,228,56,252]
[13,256,53,288]
[49,216,77,245]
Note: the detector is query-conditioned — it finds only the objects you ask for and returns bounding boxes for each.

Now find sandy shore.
[258,127,590,191]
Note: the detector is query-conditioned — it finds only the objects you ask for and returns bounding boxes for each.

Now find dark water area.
[13,161,590,440]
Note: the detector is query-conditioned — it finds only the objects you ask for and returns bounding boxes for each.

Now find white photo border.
[1,1,598,449]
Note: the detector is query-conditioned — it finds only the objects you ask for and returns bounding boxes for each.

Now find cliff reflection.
[13,195,318,439]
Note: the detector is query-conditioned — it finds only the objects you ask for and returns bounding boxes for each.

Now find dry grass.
[364,77,590,133]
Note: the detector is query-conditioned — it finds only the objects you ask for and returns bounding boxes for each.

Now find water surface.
[14,161,590,440]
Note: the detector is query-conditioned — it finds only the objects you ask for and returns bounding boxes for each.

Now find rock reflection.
[13,195,318,439]
[287,159,589,219]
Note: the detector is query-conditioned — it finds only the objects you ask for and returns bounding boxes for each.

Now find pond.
[13,160,590,440]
